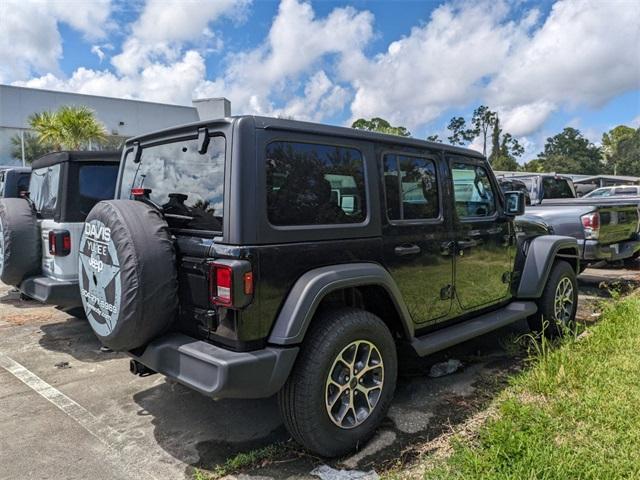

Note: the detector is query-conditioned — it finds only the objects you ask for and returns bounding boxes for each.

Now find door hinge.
[440,284,454,300]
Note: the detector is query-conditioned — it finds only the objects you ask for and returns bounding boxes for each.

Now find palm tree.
[29,105,107,151]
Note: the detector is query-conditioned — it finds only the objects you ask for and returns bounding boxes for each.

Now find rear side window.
[266,141,366,226]
[77,164,119,216]
[383,154,439,221]
[30,164,61,214]
[614,187,637,196]
[542,177,574,199]
[451,162,496,218]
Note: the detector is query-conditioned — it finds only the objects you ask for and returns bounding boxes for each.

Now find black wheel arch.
[517,235,580,299]
[267,263,413,346]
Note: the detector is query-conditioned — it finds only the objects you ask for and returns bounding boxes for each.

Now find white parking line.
[0,351,175,480]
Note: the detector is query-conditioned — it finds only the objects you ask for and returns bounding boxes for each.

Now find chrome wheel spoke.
[554,277,574,323]
[325,340,385,430]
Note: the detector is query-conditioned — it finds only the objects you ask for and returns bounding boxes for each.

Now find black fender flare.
[517,235,580,299]
[268,262,413,345]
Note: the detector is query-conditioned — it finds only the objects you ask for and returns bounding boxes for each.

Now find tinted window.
[16,174,30,195]
[79,165,118,200]
[587,188,611,197]
[120,135,225,232]
[451,162,496,218]
[614,187,638,196]
[77,164,119,217]
[542,177,574,199]
[30,164,61,213]
[266,141,366,226]
[384,154,439,220]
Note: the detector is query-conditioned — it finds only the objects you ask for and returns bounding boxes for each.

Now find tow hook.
[129,360,156,377]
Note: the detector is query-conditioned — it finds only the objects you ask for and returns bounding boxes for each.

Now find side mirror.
[504,191,525,216]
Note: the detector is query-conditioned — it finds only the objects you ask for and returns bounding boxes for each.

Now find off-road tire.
[278,307,397,457]
[528,260,577,338]
[0,198,41,286]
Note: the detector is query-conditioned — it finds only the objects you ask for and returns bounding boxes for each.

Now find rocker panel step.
[410,301,537,357]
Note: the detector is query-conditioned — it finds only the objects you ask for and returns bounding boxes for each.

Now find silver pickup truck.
[523,198,640,267]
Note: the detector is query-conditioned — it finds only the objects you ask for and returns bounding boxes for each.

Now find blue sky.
[2,0,639,161]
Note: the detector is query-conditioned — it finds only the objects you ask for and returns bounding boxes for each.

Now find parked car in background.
[0,151,120,311]
[500,173,577,205]
[524,200,640,268]
[0,167,31,198]
[583,186,640,198]
[497,177,531,205]
[77,116,580,457]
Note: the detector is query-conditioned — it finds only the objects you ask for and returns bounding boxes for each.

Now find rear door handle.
[394,244,421,256]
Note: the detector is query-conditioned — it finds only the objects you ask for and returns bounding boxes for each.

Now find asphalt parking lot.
[1,266,639,480]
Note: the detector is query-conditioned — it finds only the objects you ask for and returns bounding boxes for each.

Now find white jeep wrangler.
[0,151,120,309]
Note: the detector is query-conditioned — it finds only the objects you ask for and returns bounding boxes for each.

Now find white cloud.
[8,0,640,139]
[112,0,246,76]
[0,0,112,82]
[198,0,374,116]
[344,1,531,130]
[489,0,640,134]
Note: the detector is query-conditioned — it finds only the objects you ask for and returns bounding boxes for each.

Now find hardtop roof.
[32,150,121,169]
[125,115,485,159]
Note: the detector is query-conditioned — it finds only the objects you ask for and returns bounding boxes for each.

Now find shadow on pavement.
[132,381,289,474]
[38,317,125,363]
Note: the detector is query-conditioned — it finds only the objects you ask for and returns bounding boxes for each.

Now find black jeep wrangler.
[78,117,579,457]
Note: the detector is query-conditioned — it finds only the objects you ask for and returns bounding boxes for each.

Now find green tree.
[10,132,53,164]
[602,125,636,174]
[29,105,107,150]
[351,117,411,137]
[612,127,640,176]
[446,116,475,146]
[471,105,497,157]
[488,115,523,171]
[536,127,602,174]
[426,134,442,142]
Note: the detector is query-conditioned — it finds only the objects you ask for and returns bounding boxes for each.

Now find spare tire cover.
[78,200,178,351]
[0,198,41,286]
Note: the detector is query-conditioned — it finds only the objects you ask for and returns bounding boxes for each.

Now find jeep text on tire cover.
[79,221,121,336]
[78,116,581,457]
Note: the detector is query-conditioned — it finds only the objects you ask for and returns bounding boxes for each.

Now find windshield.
[30,164,61,214]
[119,135,225,232]
[585,188,611,198]
[542,177,575,199]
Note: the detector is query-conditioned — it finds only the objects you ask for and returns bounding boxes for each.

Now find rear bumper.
[19,276,81,307]
[582,239,640,262]
[129,333,299,399]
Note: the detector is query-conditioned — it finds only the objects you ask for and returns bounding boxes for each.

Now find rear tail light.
[581,212,600,240]
[49,230,71,256]
[208,260,254,308]
[211,263,233,306]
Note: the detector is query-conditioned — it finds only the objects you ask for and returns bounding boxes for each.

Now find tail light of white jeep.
[48,230,71,256]
[581,211,600,240]
[208,260,253,308]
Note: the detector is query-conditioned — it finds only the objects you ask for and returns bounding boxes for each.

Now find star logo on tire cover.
[79,253,121,333]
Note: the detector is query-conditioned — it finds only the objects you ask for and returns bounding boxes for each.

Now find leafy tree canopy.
[535,127,602,174]
[29,105,107,151]
[611,127,640,176]
[602,125,636,175]
[351,117,411,137]
[10,132,53,165]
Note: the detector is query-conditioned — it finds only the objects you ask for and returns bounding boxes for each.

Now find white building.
[0,84,230,165]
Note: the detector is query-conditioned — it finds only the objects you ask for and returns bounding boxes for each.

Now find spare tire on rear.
[78,200,178,351]
[0,198,41,286]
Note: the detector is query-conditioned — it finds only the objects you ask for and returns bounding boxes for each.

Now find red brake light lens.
[48,230,71,256]
[210,263,233,306]
[581,212,600,240]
